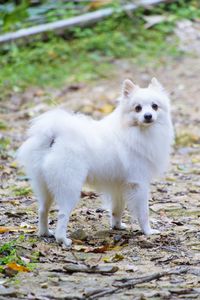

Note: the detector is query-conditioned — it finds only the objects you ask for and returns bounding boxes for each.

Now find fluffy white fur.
[17,78,174,247]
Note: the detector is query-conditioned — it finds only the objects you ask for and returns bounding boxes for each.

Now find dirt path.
[1,49,200,299]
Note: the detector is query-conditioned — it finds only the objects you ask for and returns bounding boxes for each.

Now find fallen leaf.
[99,104,114,114]
[10,161,18,169]
[20,222,35,229]
[103,253,124,263]
[88,0,112,10]
[109,245,124,251]
[6,262,30,272]
[72,239,85,245]
[165,177,176,182]
[85,245,110,253]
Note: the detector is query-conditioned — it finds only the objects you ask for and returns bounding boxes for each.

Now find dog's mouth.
[143,119,154,124]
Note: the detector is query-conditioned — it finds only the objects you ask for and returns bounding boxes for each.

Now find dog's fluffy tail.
[17,109,69,178]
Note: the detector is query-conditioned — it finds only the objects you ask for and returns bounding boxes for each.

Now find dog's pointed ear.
[122,79,138,98]
[149,77,164,92]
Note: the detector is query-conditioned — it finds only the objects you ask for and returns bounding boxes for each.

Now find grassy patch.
[0,237,38,276]
[0,120,8,130]
[0,137,11,158]
[0,0,200,96]
[0,241,17,265]
[12,186,32,197]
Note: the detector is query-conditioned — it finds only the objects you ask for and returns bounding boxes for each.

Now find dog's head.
[120,78,170,127]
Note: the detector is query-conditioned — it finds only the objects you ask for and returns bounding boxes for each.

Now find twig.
[88,267,188,299]
[63,263,118,274]
[0,196,34,202]
[15,244,33,251]
[0,0,167,44]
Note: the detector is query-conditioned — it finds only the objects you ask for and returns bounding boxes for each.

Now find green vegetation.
[0,0,102,33]
[0,137,10,158]
[0,241,17,265]
[12,186,32,197]
[0,0,200,96]
[0,120,8,130]
[0,235,39,273]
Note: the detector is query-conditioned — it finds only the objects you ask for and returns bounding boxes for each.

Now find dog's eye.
[152,103,158,111]
[135,105,142,112]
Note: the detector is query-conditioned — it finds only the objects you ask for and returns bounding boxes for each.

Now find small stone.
[41,282,48,288]
[125,264,138,272]
[0,286,17,297]
[113,235,122,243]
[71,229,87,241]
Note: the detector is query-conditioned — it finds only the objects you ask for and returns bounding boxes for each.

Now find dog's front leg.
[111,191,126,230]
[125,183,159,235]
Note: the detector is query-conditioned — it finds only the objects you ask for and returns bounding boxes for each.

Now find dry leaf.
[99,104,114,114]
[10,161,18,169]
[103,253,124,263]
[88,0,112,10]
[6,262,30,273]
[84,245,110,253]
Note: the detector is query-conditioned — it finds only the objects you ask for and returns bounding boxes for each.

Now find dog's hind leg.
[48,169,87,248]
[54,171,87,247]
[43,146,88,247]
[32,177,54,237]
[54,187,81,248]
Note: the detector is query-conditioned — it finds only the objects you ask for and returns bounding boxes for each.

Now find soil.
[0,27,200,299]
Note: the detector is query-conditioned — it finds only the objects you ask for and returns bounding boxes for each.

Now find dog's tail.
[17,109,68,178]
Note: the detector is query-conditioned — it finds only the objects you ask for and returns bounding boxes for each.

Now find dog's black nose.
[144,113,152,121]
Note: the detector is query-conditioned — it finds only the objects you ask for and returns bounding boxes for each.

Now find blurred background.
[0,0,199,96]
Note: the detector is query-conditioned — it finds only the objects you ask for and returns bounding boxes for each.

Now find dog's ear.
[149,77,164,92]
[122,79,138,98]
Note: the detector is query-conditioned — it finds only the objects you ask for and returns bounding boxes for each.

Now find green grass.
[12,186,32,197]
[0,237,38,275]
[0,0,200,97]
[0,241,17,265]
[0,137,10,158]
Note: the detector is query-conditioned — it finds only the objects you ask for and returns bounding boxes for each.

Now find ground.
[1,27,200,300]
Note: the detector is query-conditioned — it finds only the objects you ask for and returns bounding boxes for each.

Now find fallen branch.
[88,267,188,299]
[1,196,33,202]
[63,263,118,274]
[0,0,167,44]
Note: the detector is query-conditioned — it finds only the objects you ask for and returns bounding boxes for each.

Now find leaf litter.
[0,37,200,300]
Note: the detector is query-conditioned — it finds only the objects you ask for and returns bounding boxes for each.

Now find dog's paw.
[38,229,54,237]
[62,238,72,248]
[112,222,127,230]
[56,236,72,248]
[144,228,160,235]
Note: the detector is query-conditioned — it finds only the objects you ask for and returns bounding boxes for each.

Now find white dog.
[17,78,174,247]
